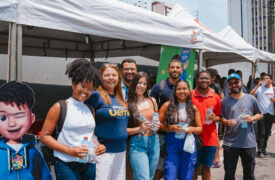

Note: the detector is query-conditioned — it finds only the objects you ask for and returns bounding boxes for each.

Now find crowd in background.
[38,55,274,180]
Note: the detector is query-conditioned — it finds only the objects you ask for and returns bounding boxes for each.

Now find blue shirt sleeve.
[86,90,101,110]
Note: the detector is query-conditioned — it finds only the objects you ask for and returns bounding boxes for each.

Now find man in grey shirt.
[221,73,262,180]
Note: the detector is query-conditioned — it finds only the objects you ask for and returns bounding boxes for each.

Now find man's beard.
[230,87,241,94]
[123,77,132,83]
[169,73,179,79]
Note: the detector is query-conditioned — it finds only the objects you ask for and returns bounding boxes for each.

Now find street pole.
[198,49,203,72]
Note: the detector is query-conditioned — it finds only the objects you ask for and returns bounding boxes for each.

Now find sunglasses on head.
[103,63,118,67]
[228,80,240,86]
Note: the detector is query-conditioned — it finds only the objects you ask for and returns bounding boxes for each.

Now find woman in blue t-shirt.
[127,72,160,180]
[86,64,129,180]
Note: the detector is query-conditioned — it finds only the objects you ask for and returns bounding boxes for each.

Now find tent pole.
[251,62,256,92]
[198,49,203,72]
[268,62,271,74]
[17,24,22,81]
[8,22,17,81]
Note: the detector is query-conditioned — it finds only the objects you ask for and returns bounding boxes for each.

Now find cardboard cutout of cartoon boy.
[0,81,52,180]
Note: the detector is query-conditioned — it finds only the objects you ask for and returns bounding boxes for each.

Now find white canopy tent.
[0,0,205,81]
[0,0,206,50]
[168,4,275,67]
[2,0,273,81]
[219,25,275,63]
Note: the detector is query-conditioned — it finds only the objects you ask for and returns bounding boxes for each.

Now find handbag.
[194,134,203,149]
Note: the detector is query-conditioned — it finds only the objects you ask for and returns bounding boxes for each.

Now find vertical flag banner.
[156,46,195,89]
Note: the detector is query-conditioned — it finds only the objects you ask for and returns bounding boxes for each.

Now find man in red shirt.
[191,71,221,180]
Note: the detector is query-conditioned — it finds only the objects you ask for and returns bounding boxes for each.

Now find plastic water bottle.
[79,137,89,163]
[89,135,98,164]
[262,81,267,87]
[175,119,186,139]
[240,109,248,128]
[151,110,159,131]
[205,107,213,125]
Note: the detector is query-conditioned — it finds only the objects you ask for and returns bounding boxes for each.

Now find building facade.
[228,0,275,53]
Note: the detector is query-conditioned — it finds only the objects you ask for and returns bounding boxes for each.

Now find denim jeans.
[223,145,256,180]
[54,157,96,180]
[165,132,197,180]
[257,113,274,154]
[129,133,160,180]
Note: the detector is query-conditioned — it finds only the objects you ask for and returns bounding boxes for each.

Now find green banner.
[156,46,196,89]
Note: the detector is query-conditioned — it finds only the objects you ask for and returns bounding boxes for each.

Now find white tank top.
[54,97,95,162]
[178,103,188,124]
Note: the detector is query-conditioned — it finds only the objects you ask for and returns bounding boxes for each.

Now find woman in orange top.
[127,72,160,180]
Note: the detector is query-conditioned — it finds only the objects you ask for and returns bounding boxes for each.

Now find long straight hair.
[164,80,195,126]
[127,72,151,128]
[97,65,127,108]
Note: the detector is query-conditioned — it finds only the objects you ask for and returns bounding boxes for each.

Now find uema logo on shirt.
[109,106,129,117]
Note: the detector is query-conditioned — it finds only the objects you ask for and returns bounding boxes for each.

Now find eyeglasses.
[103,63,118,67]
[0,112,26,122]
[122,68,136,72]
[228,80,240,86]
[199,77,210,80]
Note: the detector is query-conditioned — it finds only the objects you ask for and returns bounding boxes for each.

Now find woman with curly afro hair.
[40,59,106,180]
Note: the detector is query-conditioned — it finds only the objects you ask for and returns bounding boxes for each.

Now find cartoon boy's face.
[0,102,35,141]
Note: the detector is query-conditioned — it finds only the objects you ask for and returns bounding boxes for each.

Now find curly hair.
[127,72,151,127]
[97,64,127,108]
[65,58,102,88]
[0,81,35,110]
[164,80,195,126]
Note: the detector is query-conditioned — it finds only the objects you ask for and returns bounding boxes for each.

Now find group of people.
[37,54,273,180]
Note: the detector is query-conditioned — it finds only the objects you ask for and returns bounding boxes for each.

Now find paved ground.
[208,125,275,180]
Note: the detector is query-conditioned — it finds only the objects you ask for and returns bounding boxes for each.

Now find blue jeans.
[129,133,160,180]
[54,157,96,180]
[165,132,197,180]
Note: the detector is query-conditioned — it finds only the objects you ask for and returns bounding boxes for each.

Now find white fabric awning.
[168,4,256,65]
[219,26,275,63]
[0,0,204,49]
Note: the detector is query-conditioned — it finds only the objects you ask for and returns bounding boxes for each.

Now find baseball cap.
[227,73,241,81]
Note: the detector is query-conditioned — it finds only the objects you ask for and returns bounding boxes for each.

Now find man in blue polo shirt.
[150,54,183,109]
[150,54,183,179]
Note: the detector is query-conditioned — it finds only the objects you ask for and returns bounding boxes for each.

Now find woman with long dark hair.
[127,72,160,180]
[159,80,202,180]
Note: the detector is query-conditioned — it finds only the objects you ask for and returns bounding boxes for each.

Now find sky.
[120,0,228,33]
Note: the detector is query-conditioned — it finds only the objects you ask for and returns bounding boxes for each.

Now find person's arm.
[242,113,263,123]
[219,92,224,100]
[270,97,275,103]
[159,102,169,132]
[185,105,202,135]
[250,82,261,96]
[40,103,88,158]
[127,122,152,135]
[127,98,153,135]
[159,102,183,132]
